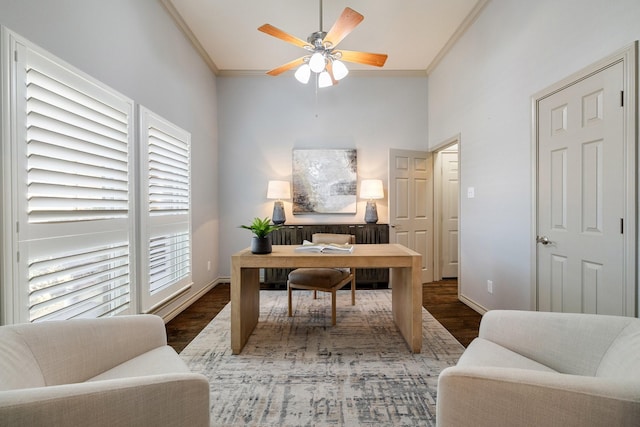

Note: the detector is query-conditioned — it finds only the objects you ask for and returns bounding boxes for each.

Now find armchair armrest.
[437,366,640,427]
[0,373,210,427]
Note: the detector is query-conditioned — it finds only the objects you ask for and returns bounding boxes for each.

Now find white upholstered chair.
[436,310,640,427]
[0,314,210,427]
[287,233,356,325]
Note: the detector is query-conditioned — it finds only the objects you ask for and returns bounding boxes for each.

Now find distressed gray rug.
[180,289,465,427]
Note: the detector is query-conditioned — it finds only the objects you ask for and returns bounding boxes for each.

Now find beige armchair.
[288,233,356,325]
[0,314,210,427]
[436,310,640,427]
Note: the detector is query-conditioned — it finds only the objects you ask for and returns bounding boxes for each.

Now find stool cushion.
[288,268,350,288]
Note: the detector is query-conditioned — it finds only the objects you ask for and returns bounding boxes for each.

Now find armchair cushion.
[456,338,556,373]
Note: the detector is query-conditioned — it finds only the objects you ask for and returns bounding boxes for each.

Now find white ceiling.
[164,0,487,75]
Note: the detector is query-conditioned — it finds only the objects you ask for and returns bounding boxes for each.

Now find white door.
[389,149,433,283]
[536,58,634,315]
[439,149,459,278]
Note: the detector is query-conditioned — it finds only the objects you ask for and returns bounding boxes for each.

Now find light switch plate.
[467,187,475,198]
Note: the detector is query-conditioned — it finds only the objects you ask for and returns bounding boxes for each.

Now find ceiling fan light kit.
[258,1,387,88]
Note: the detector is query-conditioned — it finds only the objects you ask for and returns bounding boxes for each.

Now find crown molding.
[160,0,219,74]
[426,0,491,75]
[217,69,428,78]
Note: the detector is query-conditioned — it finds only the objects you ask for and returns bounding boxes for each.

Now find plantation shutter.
[139,106,192,312]
[8,32,135,322]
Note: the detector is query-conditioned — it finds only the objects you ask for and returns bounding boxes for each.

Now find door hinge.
[16,251,20,263]
[14,50,18,62]
[620,218,624,234]
[16,221,19,233]
[620,90,624,107]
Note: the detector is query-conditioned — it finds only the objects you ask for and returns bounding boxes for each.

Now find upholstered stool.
[287,233,356,325]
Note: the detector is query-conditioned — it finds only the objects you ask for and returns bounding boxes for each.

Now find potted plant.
[240,217,282,254]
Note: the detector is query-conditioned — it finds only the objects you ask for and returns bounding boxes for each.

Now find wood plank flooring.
[166,280,482,353]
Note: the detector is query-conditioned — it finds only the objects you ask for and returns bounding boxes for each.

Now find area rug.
[180,290,465,427]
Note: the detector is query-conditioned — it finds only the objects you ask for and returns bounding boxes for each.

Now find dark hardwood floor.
[166,280,482,353]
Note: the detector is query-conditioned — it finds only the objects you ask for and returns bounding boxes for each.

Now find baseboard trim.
[459,293,488,315]
[160,278,224,323]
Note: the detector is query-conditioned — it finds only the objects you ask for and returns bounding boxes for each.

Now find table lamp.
[267,180,291,225]
[360,179,384,224]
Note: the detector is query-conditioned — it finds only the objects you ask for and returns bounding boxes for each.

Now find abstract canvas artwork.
[292,149,357,214]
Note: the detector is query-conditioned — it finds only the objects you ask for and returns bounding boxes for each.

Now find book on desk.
[294,240,354,253]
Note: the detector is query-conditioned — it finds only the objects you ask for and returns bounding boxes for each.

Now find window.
[139,106,192,312]
[1,29,192,324]
[1,29,136,323]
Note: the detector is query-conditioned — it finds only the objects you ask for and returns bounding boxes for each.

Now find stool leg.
[331,290,336,325]
[351,273,355,306]
[288,282,293,317]
[313,290,317,299]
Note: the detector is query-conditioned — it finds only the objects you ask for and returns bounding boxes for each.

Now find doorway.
[433,139,460,281]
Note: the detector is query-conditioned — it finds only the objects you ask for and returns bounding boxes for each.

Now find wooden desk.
[231,244,422,354]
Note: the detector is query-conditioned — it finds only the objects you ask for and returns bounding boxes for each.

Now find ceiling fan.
[258,0,388,88]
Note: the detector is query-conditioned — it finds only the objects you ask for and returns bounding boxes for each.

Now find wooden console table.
[231,244,422,354]
[265,223,390,287]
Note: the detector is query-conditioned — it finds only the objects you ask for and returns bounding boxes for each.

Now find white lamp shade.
[309,52,326,73]
[318,71,333,88]
[360,179,384,199]
[267,180,291,200]
[332,60,349,80]
[294,64,311,84]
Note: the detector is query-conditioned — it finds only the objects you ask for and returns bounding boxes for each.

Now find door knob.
[536,235,552,245]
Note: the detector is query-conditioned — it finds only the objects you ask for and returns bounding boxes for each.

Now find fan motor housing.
[307,31,327,47]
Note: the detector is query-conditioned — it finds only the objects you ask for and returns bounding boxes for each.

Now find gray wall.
[217,74,428,277]
[428,0,640,312]
[3,0,638,318]
[0,0,219,319]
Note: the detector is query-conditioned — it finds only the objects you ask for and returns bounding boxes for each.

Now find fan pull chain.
[314,73,319,117]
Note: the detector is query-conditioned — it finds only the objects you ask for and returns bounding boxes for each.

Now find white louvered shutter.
[139,106,192,312]
[7,31,135,322]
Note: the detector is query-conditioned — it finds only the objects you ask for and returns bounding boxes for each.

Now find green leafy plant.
[240,217,282,238]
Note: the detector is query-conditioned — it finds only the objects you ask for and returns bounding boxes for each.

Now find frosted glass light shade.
[332,60,349,80]
[360,179,384,199]
[267,180,291,200]
[309,52,326,73]
[294,64,311,84]
[318,71,332,88]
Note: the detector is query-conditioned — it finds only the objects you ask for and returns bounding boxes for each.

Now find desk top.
[232,243,421,269]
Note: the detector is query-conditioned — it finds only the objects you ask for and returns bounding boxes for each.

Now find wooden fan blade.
[324,7,364,48]
[266,57,306,76]
[326,61,339,86]
[258,24,309,49]
[338,50,388,67]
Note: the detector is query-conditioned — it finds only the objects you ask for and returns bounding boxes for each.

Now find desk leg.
[391,264,423,353]
[231,266,260,354]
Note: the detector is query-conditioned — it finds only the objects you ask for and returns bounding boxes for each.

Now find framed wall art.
[292,149,357,214]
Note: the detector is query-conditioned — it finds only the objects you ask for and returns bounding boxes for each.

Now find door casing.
[531,43,637,315]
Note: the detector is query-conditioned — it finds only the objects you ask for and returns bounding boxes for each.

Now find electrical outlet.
[487,280,493,294]
[207,261,211,271]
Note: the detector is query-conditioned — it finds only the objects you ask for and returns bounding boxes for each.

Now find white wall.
[428,0,640,311]
[217,74,428,277]
[0,0,219,319]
